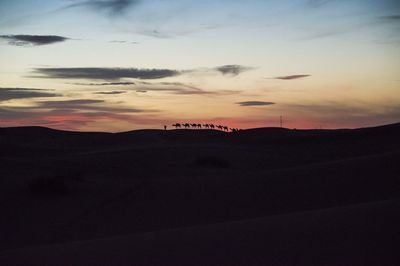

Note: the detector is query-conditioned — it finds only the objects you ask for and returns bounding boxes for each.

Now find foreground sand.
[1,198,399,265]
[0,123,399,265]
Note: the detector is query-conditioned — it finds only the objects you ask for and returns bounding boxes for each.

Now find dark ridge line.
[1,122,399,134]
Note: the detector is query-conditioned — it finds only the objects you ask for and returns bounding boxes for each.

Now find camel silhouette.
[173,122,236,131]
[172,123,181,129]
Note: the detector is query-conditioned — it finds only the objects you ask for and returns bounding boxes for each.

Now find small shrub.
[194,156,231,169]
[27,176,69,196]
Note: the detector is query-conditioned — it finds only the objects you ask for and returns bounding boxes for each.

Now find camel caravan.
[170,123,240,132]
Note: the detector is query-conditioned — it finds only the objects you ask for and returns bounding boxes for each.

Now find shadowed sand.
[0,123,399,265]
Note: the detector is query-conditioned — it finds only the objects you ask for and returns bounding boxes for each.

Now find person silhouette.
[164,125,167,130]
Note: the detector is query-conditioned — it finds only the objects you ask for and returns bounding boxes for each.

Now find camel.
[173,122,231,131]
[172,123,181,129]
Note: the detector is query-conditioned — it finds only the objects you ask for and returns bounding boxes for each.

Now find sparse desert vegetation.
[27,176,69,195]
[194,155,231,168]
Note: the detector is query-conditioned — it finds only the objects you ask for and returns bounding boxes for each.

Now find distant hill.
[1,121,399,144]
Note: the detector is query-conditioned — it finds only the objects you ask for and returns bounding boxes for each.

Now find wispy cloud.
[274,75,311,80]
[145,82,208,95]
[135,81,240,96]
[236,101,275,106]
[306,0,335,8]
[380,15,400,21]
[71,81,135,86]
[62,0,139,16]
[33,67,181,80]
[32,65,254,81]
[279,102,400,128]
[94,91,127,95]
[298,29,348,41]
[109,40,139,44]
[0,35,69,46]
[378,15,400,23]
[39,99,103,106]
[0,87,60,101]
[136,22,225,39]
[0,97,162,131]
[215,65,254,76]
[0,108,139,131]
[36,99,145,113]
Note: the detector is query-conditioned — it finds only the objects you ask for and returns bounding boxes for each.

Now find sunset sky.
[0,0,399,131]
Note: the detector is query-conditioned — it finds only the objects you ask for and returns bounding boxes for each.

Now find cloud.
[135,81,240,95]
[0,97,160,130]
[71,81,135,86]
[306,0,335,8]
[150,82,210,94]
[236,101,276,106]
[0,97,163,131]
[1,98,156,118]
[298,29,348,41]
[279,102,400,128]
[36,99,146,113]
[215,65,253,76]
[0,35,69,46]
[138,25,220,39]
[135,82,210,95]
[274,75,311,80]
[40,99,103,106]
[110,40,139,44]
[0,108,134,131]
[32,65,255,81]
[0,107,41,120]
[0,87,60,101]
[63,0,139,16]
[379,15,400,22]
[94,91,127,95]
[33,67,181,80]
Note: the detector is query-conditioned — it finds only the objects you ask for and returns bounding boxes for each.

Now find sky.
[0,0,399,132]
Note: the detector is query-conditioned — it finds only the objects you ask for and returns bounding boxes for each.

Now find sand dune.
[1,199,399,265]
[0,123,399,264]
